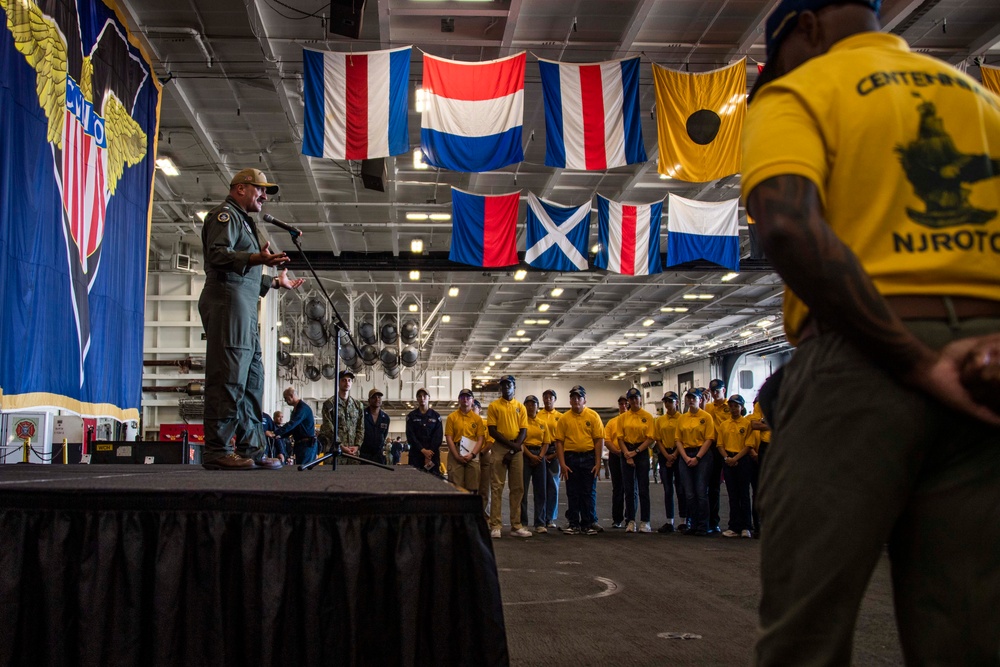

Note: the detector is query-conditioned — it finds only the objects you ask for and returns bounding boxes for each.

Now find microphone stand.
[273,229,393,472]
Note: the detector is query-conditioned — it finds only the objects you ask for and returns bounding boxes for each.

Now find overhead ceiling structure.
[123,0,1000,382]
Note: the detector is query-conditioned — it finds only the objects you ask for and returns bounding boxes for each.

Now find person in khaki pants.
[444,388,484,495]
[487,375,531,538]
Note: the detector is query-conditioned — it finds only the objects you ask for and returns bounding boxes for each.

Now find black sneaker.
[611,522,625,529]
[584,524,599,535]
[657,523,675,534]
[677,524,691,533]
[561,525,580,535]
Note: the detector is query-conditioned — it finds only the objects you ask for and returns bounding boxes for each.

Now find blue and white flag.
[666,194,740,271]
[524,193,592,271]
[538,56,646,170]
[420,52,525,172]
[302,47,410,160]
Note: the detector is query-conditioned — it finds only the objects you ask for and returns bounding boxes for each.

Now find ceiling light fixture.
[406,212,429,221]
[289,352,314,357]
[536,319,550,325]
[413,148,428,170]
[550,287,564,297]
[537,303,550,312]
[410,239,424,253]
[428,213,451,221]
[642,319,655,327]
[524,319,537,325]
[501,347,509,352]
[494,354,501,359]
[409,270,420,281]
[155,157,179,176]
[408,304,419,312]
[196,210,208,221]
[516,329,525,336]
[721,272,739,282]
[278,336,291,344]
[442,315,451,323]
[513,269,527,281]
[448,286,459,297]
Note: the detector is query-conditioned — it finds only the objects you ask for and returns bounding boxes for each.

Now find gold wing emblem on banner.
[103,92,147,195]
[1,0,67,148]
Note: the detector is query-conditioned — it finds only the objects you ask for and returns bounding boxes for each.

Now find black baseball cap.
[686,388,703,399]
[663,391,679,402]
[416,388,429,397]
[617,395,628,404]
[543,389,557,399]
[499,374,516,385]
[458,388,474,398]
[524,395,539,405]
[709,379,726,391]
[626,387,641,400]
[728,394,746,406]
[751,0,882,100]
[338,370,355,379]
[569,385,586,397]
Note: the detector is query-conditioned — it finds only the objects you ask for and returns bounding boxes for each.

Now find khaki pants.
[755,318,1000,666]
[489,449,525,530]
[448,456,480,496]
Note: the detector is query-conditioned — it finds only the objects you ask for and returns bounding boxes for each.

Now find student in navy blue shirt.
[361,388,391,464]
[269,387,316,465]
[406,388,443,475]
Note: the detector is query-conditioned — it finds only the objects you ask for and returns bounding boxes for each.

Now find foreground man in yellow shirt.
[554,385,604,535]
[743,0,1000,663]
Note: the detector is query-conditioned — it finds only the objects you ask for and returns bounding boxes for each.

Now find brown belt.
[798,295,1000,343]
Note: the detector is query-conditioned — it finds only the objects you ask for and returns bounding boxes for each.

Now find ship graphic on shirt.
[895,93,1000,229]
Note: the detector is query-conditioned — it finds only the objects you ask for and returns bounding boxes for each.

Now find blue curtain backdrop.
[0,0,160,420]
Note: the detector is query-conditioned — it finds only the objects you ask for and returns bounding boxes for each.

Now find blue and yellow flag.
[653,59,746,183]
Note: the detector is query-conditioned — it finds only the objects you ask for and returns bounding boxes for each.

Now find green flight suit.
[198,196,272,463]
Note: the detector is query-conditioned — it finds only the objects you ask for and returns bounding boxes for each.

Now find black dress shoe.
[202,453,255,470]
[657,523,675,534]
[677,524,690,533]
[254,456,282,470]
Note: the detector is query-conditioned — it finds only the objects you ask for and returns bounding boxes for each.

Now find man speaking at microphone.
[199,168,305,470]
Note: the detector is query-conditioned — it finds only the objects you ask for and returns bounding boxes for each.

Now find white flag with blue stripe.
[666,194,740,271]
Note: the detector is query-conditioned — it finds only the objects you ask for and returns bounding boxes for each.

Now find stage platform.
[0,464,508,667]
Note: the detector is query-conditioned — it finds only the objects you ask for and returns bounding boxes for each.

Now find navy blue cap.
[338,370,355,379]
[569,385,586,397]
[499,374,516,385]
[458,388,474,398]
[686,388,703,399]
[617,395,628,404]
[663,391,679,402]
[625,387,641,400]
[524,395,539,405]
[709,379,726,391]
[752,0,881,100]
[728,394,746,406]
[543,389,557,399]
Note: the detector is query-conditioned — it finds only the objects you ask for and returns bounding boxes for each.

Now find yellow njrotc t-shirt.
[655,412,681,450]
[554,408,604,453]
[676,410,717,449]
[717,415,760,454]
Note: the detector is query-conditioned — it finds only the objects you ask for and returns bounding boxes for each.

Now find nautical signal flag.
[666,195,740,272]
[302,47,411,160]
[420,52,525,172]
[538,56,647,170]
[524,193,592,271]
[652,59,746,183]
[594,194,663,276]
[981,65,1000,97]
[449,188,520,268]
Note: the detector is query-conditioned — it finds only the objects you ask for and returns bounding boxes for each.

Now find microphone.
[261,213,303,239]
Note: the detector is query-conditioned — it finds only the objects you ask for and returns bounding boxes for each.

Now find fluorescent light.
[635,332,647,338]
[516,329,525,336]
[410,239,424,253]
[442,315,451,322]
[413,148,428,170]
[537,303,550,312]
[514,269,527,281]
[409,270,420,281]
[429,213,451,221]
[740,330,754,337]
[415,87,427,113]
[536,319,550,325]
[590,244,600,253]
[721,272,739,282]
[278,336,291,344]
[674,307,689,313]
[524,319,537,325]
[406,212,429,221]
[488,361,496,367]
[500,347,509,353]
[638,367,647,372]
[699,294,714,300]
[550,287,564,297]
[408,304,419,312]
[289,352,314,357]
[196,210,208,221]
[682,294,698,300]
[155,158,179,176]
[448,287,459,297]
[494,354,501,359]
[624,333,636,338]
[758,320,772,328]
[643,319,655,327]
[276,320,282,327]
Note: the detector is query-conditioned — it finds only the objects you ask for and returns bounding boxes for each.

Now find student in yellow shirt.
[654,391,684,533]
[520,395,551,533]
[704,378,730,535]
[604,395,628,528]
[539,389,562,529]
[554,385,604,535]
[749,395,772,538]
[618,387,656,533]
[675,389,717,537]
[486,375,531,539]
[444,388,484,495]
[716,395,759,538]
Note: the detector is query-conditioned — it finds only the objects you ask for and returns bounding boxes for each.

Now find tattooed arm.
[748,174,1000,425]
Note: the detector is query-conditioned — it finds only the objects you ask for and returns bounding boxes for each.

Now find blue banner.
[0,0,160,420]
